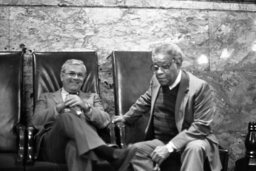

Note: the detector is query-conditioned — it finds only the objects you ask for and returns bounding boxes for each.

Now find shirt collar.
[169,70,181,90]
[61,88,79,95]
[61,88,69,96]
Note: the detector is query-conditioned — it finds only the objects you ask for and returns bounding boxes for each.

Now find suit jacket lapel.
[145,76,160,139]
[175,71,189,132]
[151,76,161,116]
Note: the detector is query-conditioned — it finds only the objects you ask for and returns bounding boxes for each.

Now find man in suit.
[32,59,136,171]
[113,43,222,171]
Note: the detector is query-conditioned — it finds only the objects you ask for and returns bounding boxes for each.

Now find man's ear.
[175,58,183,67]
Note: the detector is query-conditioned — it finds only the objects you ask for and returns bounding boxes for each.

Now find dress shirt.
[169,69,181,91]
[61,88,69,101]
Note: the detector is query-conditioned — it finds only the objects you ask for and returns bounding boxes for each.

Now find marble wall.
[0,1,256,170]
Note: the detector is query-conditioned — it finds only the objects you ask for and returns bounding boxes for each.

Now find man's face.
[60,64,86,93]
[152,54,180,86]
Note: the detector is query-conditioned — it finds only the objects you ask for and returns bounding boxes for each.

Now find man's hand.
[65,94,91,112]
[112,115,125,124]
[150,145,170,165]
[56,102,65,113]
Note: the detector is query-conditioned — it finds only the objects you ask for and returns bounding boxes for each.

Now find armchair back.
[0,52,23,152]
[33,51,99,105]
[111,51,153,144]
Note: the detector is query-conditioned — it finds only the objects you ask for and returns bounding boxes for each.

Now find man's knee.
[57,112,76,124]
[66,141,76,152]
[133,141,147,150]
[133,139,164,157]
[184,140,207,154]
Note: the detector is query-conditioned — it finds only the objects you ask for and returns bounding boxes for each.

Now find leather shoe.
[111,145,137,171]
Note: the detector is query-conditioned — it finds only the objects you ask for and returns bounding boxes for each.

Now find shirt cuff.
[166,142,177,153]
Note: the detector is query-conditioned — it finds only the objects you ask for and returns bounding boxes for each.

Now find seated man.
[113,43,222,171]
[32,59,136,171]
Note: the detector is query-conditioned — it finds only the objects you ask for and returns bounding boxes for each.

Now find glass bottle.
[245,122,256,166]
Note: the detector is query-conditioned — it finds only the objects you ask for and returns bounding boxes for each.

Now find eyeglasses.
[151,61,174,72]
[64,71,85,79]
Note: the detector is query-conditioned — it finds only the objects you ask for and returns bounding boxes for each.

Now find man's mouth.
[157,77,166,81]
[70,80,81,84]
[156,77,168,85]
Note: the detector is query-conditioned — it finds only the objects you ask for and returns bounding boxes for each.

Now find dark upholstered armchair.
[111,51,153,147]
[25,51,115,171]
[111,51,229,171]
[0,52,25,171]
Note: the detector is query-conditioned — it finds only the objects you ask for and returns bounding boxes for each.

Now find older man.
[113,43,222,171]
[32,59,136,171]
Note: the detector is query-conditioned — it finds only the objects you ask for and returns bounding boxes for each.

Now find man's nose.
[155,68,164,74]
[73,74,79,79]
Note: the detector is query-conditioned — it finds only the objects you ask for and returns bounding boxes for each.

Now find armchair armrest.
[107,122,117,145]
[219,146,229,171]
[98,122,119,148]
[115,122,126,148]
[15,124,26,164]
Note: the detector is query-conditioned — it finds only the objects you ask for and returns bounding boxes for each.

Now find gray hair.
[61,59,87,74]
[153,43,184,66]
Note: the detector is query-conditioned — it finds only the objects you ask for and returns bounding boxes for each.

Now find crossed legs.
[65,141,93,171]
[42,112,105,163]
[40,112,137,171]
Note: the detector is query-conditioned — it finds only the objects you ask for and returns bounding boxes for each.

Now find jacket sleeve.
[123,80,153,125]
[170,82,217,150]
[32,93,59,131]
[84,93,111,129]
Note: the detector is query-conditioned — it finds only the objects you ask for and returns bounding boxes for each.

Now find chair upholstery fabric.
[111,51,229,171]
[0,52,25,170]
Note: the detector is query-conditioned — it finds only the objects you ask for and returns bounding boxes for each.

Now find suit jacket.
[32,89,110,159]
[123,70,221,170]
